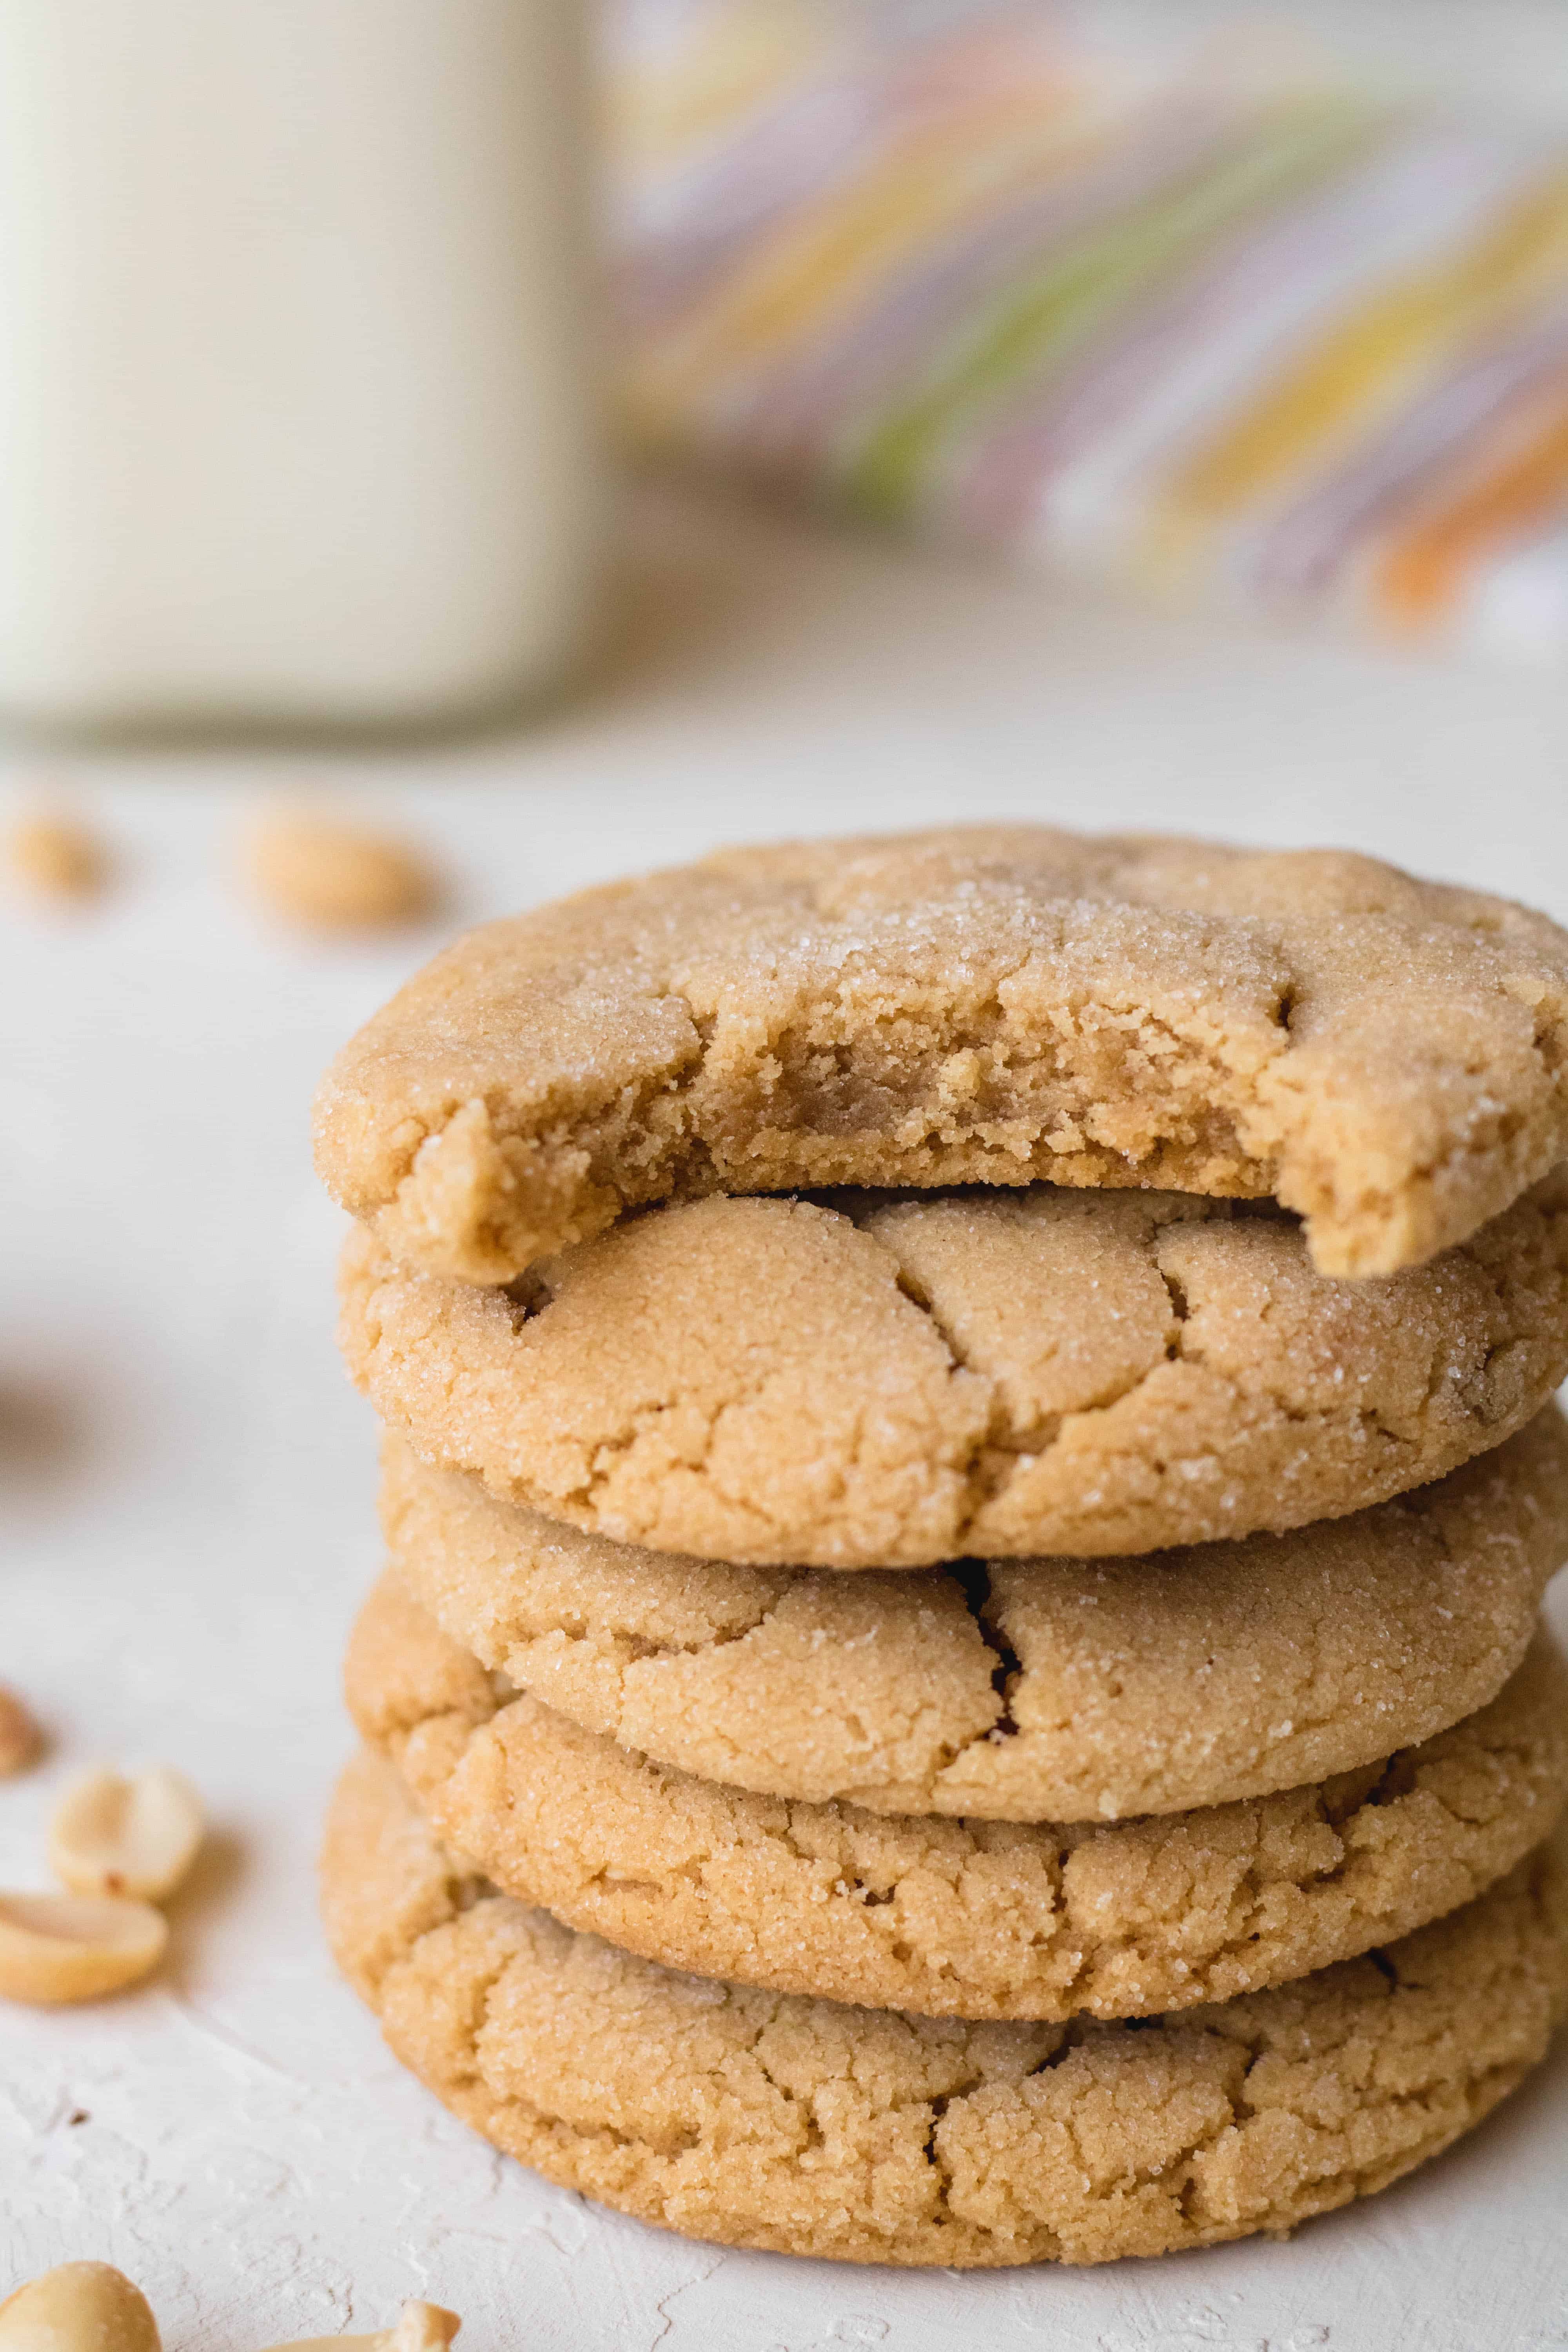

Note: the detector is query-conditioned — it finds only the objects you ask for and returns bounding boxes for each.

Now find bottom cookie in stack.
[324,1749,1568,2268]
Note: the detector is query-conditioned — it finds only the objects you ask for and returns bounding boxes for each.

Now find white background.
[4,469,1568,2351]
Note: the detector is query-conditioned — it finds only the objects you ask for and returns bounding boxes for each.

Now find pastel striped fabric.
[611,0,1568,660]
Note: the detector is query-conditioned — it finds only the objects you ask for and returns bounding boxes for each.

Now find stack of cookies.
[315,828,1568,2269]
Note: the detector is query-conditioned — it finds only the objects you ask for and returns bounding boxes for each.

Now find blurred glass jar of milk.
[0,3,603,736]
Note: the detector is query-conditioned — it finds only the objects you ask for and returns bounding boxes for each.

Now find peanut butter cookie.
[381,1408,1568,1820]
[339,1174,1568,1565]
[314,828,1568,1286]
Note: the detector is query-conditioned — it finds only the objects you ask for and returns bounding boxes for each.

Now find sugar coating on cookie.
[347,1573,1568,2022]
[313,828,1568,1287]
[381,1409,1568,1820]
[322,1751,1568,2268]
[339,1174,1568,1566]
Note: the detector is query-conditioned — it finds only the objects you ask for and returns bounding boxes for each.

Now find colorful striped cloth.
[609,0,1568,660]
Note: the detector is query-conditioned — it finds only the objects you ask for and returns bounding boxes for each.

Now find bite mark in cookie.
[313,828,1568,1287]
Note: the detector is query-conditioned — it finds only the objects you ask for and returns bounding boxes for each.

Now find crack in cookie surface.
[321,1752,1568,2268]
[346,1573,1568,2022]
[340,1169,1568,1568]
[381,1409,1568,1821]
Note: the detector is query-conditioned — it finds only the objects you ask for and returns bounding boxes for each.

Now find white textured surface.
[4,475,1568,2351]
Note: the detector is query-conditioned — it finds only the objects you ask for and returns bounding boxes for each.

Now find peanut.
[385,2309,460,2352]
[0,2262,160,2350]
[49,1768,204,1903]
[265,2301,461,2350]
[246,813,439,931]
[5,814,109,901]
[0,1890,168,2004]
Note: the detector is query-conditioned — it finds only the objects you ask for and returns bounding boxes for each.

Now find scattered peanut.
[49,1768,204,1903]
[5,813,110,902]
[265,2301,461,2350]
[0,1889,168,2004]
[0,2276,459,2352]
[246,812,439,932]
[0,2261,161,2351]
[385,2308,460,2352]
[0,1686,41,1779]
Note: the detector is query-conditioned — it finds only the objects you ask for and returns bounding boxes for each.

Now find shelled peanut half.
[0,1768,204,2005]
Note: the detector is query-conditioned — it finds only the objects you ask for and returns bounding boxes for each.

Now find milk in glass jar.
[0,2,604,734]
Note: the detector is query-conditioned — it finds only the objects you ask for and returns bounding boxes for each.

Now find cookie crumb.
[6,811,109,900]
[0,1686,40,1778]
[247,811,440,932]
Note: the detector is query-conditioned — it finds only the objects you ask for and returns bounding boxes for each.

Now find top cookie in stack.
[317,826,1568,1290]
[316,826,1568,2269]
